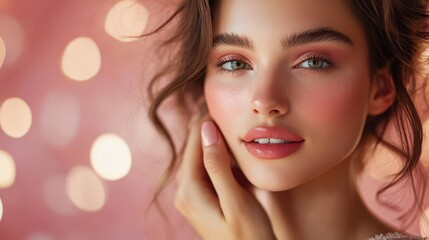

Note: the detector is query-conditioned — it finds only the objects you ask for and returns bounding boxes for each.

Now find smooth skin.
[205,0,395,192]
[175,0,397,239]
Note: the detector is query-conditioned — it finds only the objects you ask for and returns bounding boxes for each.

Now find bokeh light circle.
[90,133,132,181]
[0,149,15,188]
[66,166,106,212]
[104,0,149,42]
[0,97,32,138]
[0,37,5,69]
[61,37,101,81]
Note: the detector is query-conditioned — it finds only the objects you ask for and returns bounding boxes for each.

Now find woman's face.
[204,0,375,191]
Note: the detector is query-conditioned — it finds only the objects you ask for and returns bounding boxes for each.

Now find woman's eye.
[221,60,251,71]
[298,58,330,69]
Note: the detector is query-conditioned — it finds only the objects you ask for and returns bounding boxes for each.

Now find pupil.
[311,59,320,67]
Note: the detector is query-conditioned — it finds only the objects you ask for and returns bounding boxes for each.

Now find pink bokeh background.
[0,0,428,239]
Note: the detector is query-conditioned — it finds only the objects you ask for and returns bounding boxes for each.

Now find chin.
[246,173,304,192]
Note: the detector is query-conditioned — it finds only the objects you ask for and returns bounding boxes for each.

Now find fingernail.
[201,121,218,147]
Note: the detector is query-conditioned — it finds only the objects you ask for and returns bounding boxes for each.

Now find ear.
[368,67,396,116]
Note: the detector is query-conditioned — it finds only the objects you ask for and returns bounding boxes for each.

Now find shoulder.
[368,232,427,240]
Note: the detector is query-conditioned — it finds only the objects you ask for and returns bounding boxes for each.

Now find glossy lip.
[243,127,305,160]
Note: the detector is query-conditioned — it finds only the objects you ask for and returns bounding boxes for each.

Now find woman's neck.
[254,151,394,240]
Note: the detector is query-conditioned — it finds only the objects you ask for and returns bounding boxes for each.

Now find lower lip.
[244,142,303,160]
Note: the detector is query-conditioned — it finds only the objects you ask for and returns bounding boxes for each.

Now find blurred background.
[0,0,428,239]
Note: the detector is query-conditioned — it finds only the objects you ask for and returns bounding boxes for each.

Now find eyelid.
[294,52,335,69]
[215,54,253,72]
[216,54,252,66]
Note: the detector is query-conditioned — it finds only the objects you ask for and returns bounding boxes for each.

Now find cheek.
[306,90,364,120]
[297,76,370,143]
[204,81,244,125]
[299,73,369,121]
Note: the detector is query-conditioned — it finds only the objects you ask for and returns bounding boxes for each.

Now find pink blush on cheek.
[296,83,369,137]
[204,83,245,121]
[297,73,370,121]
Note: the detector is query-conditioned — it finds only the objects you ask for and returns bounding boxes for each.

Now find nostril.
[252,99,289,116]
[269,109,280,115]
[252,108,282,115]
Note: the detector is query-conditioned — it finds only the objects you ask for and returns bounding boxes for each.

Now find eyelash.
[295,54,335,72]
[215,54,335,73]
[215,56,253,73]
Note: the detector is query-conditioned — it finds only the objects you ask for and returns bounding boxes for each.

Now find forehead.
[212,0,366,48]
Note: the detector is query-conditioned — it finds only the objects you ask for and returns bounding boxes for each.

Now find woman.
[147,0,429,239]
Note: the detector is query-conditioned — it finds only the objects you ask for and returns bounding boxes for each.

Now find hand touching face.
[175,119,276,240]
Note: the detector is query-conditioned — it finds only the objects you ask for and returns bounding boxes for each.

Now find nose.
[251,74,289,117]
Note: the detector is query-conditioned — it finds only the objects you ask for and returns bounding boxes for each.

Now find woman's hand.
[175,119,276,240]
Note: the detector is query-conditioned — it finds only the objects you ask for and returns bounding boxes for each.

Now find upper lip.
[243,126,304,143]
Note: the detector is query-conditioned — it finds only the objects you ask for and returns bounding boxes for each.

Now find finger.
[179,116,207,182]
[200,130,274,237]
[176,117,223,221]
[176,117,200,183]
[201,121,246,213]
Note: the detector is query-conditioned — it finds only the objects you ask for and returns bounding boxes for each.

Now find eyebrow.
[281,27,354,49]
[212,33,254,50]
[212,27,354,50]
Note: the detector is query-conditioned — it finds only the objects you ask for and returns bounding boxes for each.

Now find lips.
[243,127,304,160]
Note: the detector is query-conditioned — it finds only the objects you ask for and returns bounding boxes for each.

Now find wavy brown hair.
[347,0,429,226]
[146,0,429,227]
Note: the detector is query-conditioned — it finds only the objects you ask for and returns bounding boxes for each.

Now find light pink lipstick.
[243,127,304,160]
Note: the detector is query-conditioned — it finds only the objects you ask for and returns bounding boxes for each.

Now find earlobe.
[368,68,396,116]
